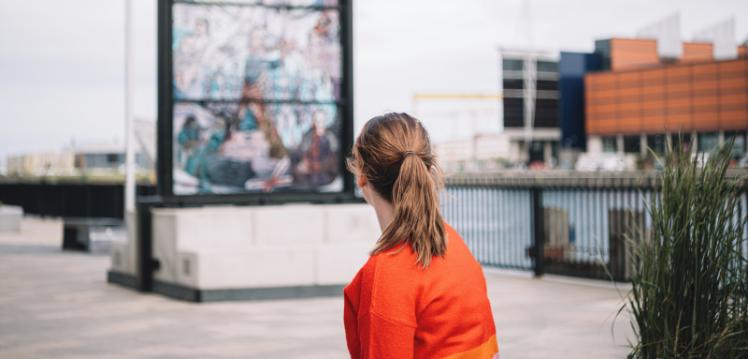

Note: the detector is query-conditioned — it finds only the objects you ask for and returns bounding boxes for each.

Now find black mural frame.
[156,0,355,205]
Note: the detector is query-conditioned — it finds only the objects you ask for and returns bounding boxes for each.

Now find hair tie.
[401,151,417,161]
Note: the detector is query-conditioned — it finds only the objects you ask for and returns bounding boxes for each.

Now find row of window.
[503,98,559,128]
[600,131,747,157]
[502,59,558,73]
[503,79,559,91]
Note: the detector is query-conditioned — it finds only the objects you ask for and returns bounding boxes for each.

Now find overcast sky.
[1,0,747,158]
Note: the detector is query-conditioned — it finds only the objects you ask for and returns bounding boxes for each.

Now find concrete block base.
[152,280,344,302]
[63,218,123,254]
[110,203,378,302]
[107,270,139,290]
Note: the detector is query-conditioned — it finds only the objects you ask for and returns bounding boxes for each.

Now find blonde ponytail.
[348,113,447,267]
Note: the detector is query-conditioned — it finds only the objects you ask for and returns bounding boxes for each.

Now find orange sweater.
[344,224,499,359]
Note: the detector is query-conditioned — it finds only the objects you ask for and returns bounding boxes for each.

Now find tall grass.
[627,144,748,358]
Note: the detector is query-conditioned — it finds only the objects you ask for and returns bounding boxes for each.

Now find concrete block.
[109,210,139,277]
[188,247,317,290]
[149,204,378,292]
[316,243,371,285]
[177,206,255,252]
[174,251,199,288]
[109,240,131,274]
[152,206,254,285]
[62,218,123,252]
[324,204,379,243]
[0,205,23,233]
[152,209,179,284]
[254,204,324,245]
[88,226,125,255]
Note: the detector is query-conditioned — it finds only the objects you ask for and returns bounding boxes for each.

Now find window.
[502,59,524,71]
[106,153,120,164]
[550,140,559,159]
[725,131,746,159]
[672,134,693,152]
[623,135,641,154]
[602,136,617,153]
[502,78,523,90]
[536,79,558,91]
[697,132,719,153]
[646,134,666,154]
[534,99,558,128]
[536,60,558,73]
[84,154,102,168]
[503,98,524,128]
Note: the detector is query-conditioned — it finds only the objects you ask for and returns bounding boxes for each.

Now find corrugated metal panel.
[585,58,748,135]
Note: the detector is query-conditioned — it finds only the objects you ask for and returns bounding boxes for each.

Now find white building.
[5,119,156,178]
[499,48,560,167]
[413,93,509,172]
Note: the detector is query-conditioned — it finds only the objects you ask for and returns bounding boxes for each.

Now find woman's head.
[347,112,446,267]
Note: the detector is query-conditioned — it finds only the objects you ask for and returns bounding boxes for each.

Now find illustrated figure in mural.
[173,18,211,98]
[240,28,287,160]
[178,115,229,192]
[176,115,201,167]
[293,109,338,188]
[243,28,277,98]
[307,11,340,100]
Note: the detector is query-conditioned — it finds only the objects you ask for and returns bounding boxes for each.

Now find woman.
[344,113,499,359]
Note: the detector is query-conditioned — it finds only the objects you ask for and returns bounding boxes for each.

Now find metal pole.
[124,0,136,213]
[531,187,545,277]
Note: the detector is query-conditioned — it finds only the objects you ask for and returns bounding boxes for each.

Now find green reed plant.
[627,143,748,358]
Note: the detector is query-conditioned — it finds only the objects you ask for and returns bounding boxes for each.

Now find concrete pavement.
[0,217,633,358]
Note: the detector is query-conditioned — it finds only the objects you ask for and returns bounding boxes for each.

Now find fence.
[442,174,748,281]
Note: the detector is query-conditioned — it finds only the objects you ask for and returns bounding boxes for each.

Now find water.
[442,186,748,272]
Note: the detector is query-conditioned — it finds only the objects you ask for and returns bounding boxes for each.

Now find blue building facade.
[558,52,602,150]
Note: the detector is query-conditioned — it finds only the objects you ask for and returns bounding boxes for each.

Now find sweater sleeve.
[344,281,361,358]
[344,255,419,359]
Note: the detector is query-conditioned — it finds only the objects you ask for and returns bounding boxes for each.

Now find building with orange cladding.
[584,38,748,156]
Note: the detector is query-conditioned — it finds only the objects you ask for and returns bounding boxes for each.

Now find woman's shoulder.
[348,249,413,293]
[369,223,466,269]
[444,222,463,242]
[362,222,466,280]
[364,243,423,280]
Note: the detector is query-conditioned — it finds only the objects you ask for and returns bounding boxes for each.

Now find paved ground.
[0,217,634,358]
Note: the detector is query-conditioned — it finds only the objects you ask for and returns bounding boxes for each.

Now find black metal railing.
[442,186,534,271]
[442,174,748,281]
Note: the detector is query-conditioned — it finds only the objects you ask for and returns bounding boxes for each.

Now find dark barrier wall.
[559,51,601,150]
[0,182,157,219]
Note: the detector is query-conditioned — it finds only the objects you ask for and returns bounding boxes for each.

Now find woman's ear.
[357,175,371,204]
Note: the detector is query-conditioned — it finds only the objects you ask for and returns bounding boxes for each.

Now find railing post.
[136,200,152,291]
[531,187,545,277]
